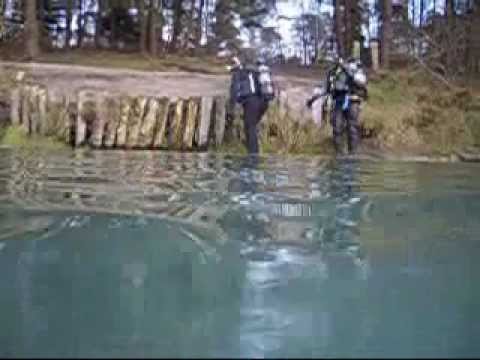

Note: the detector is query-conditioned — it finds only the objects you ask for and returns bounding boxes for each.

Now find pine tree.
[334,0,345,57]
[25,0,40,59]
[138,0,147,54]
[381,0,392,68]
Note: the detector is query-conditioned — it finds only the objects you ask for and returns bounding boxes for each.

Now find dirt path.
[1,61,230,98]
[0,61,320,111]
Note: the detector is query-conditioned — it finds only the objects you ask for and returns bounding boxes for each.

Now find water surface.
[0,149,479,358]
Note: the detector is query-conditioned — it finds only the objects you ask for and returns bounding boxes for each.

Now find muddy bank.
[0,61,231,100]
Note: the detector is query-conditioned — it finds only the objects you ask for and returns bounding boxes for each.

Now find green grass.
[361,69,480,155]
[216,101,334,156]
[214,139,248,156]
[0,126,67,151]
[218,69,480,157]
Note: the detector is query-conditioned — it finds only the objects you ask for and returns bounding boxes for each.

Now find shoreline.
[1,62,479,161]
[1,131,479,164]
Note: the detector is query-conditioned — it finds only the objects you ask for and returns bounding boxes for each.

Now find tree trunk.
[204,0,213,49]
[344,0,353,58]
[110,7,116,48]
[77,0,83,48]
[66,0,73,49]
[445,0,455,71]
[314,15,319,62]
[302,28,307,66]
[411,0,415,24]
[446,0,455,17]
[95,0,104,48]
[419,0,424,26]
[148,0,160,56]
[467,1,479,74]
[196,0,205,46]
[381,0,392,69]
[301,2,307,65]
[138,0,147,54]
[334,0,345,58]
[170,0,184,52]
[25,0,40,59]
[190,0,196,49]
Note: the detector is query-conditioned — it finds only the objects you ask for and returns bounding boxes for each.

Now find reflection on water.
[0,149,480,357]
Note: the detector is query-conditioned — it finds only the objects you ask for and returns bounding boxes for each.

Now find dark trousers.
[331,99,361,154]
[242,96,268,155]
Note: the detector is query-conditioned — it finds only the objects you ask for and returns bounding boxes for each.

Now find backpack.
[346,60,368,99]
[346,60,368,88]
[333,68,350,93]
[231,68,260,103]
[257,64,275,101]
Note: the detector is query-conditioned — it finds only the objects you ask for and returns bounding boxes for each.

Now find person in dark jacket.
[307,57,368,155]
[227,56,270,155]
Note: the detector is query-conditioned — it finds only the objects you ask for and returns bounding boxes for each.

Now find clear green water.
[1,149,480,358]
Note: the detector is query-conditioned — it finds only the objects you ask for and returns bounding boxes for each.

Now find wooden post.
[90,94,107,148]
[138,98,160,148]
[153,98,170,148]
[76,91,89,146]
[9,84,233,151]
[103,97,121,148]
[38,87,48,136]
[116,96,131,147]
[21,85,31,133]
[126,96,147,148]
[171,99,185,149]
[183,98,199,149]
[10,87,21,126]
[214,96,226,147]
[62,96,75,145]
[197,96,213,149]
[29,86,41,135]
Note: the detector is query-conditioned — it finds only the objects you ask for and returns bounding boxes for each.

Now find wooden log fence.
[10,83,229,151]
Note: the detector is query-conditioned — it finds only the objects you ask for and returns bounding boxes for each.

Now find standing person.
[307,57,368,155]
[227,56,275,155]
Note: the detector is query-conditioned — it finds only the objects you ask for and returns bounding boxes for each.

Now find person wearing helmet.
[307,56,368,155]
[227,55,272,155]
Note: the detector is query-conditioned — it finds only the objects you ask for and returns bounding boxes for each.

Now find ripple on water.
[0,213,58,241]
[1,150,480,254]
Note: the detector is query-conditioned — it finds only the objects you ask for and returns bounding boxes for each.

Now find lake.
[1,149,479,358]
